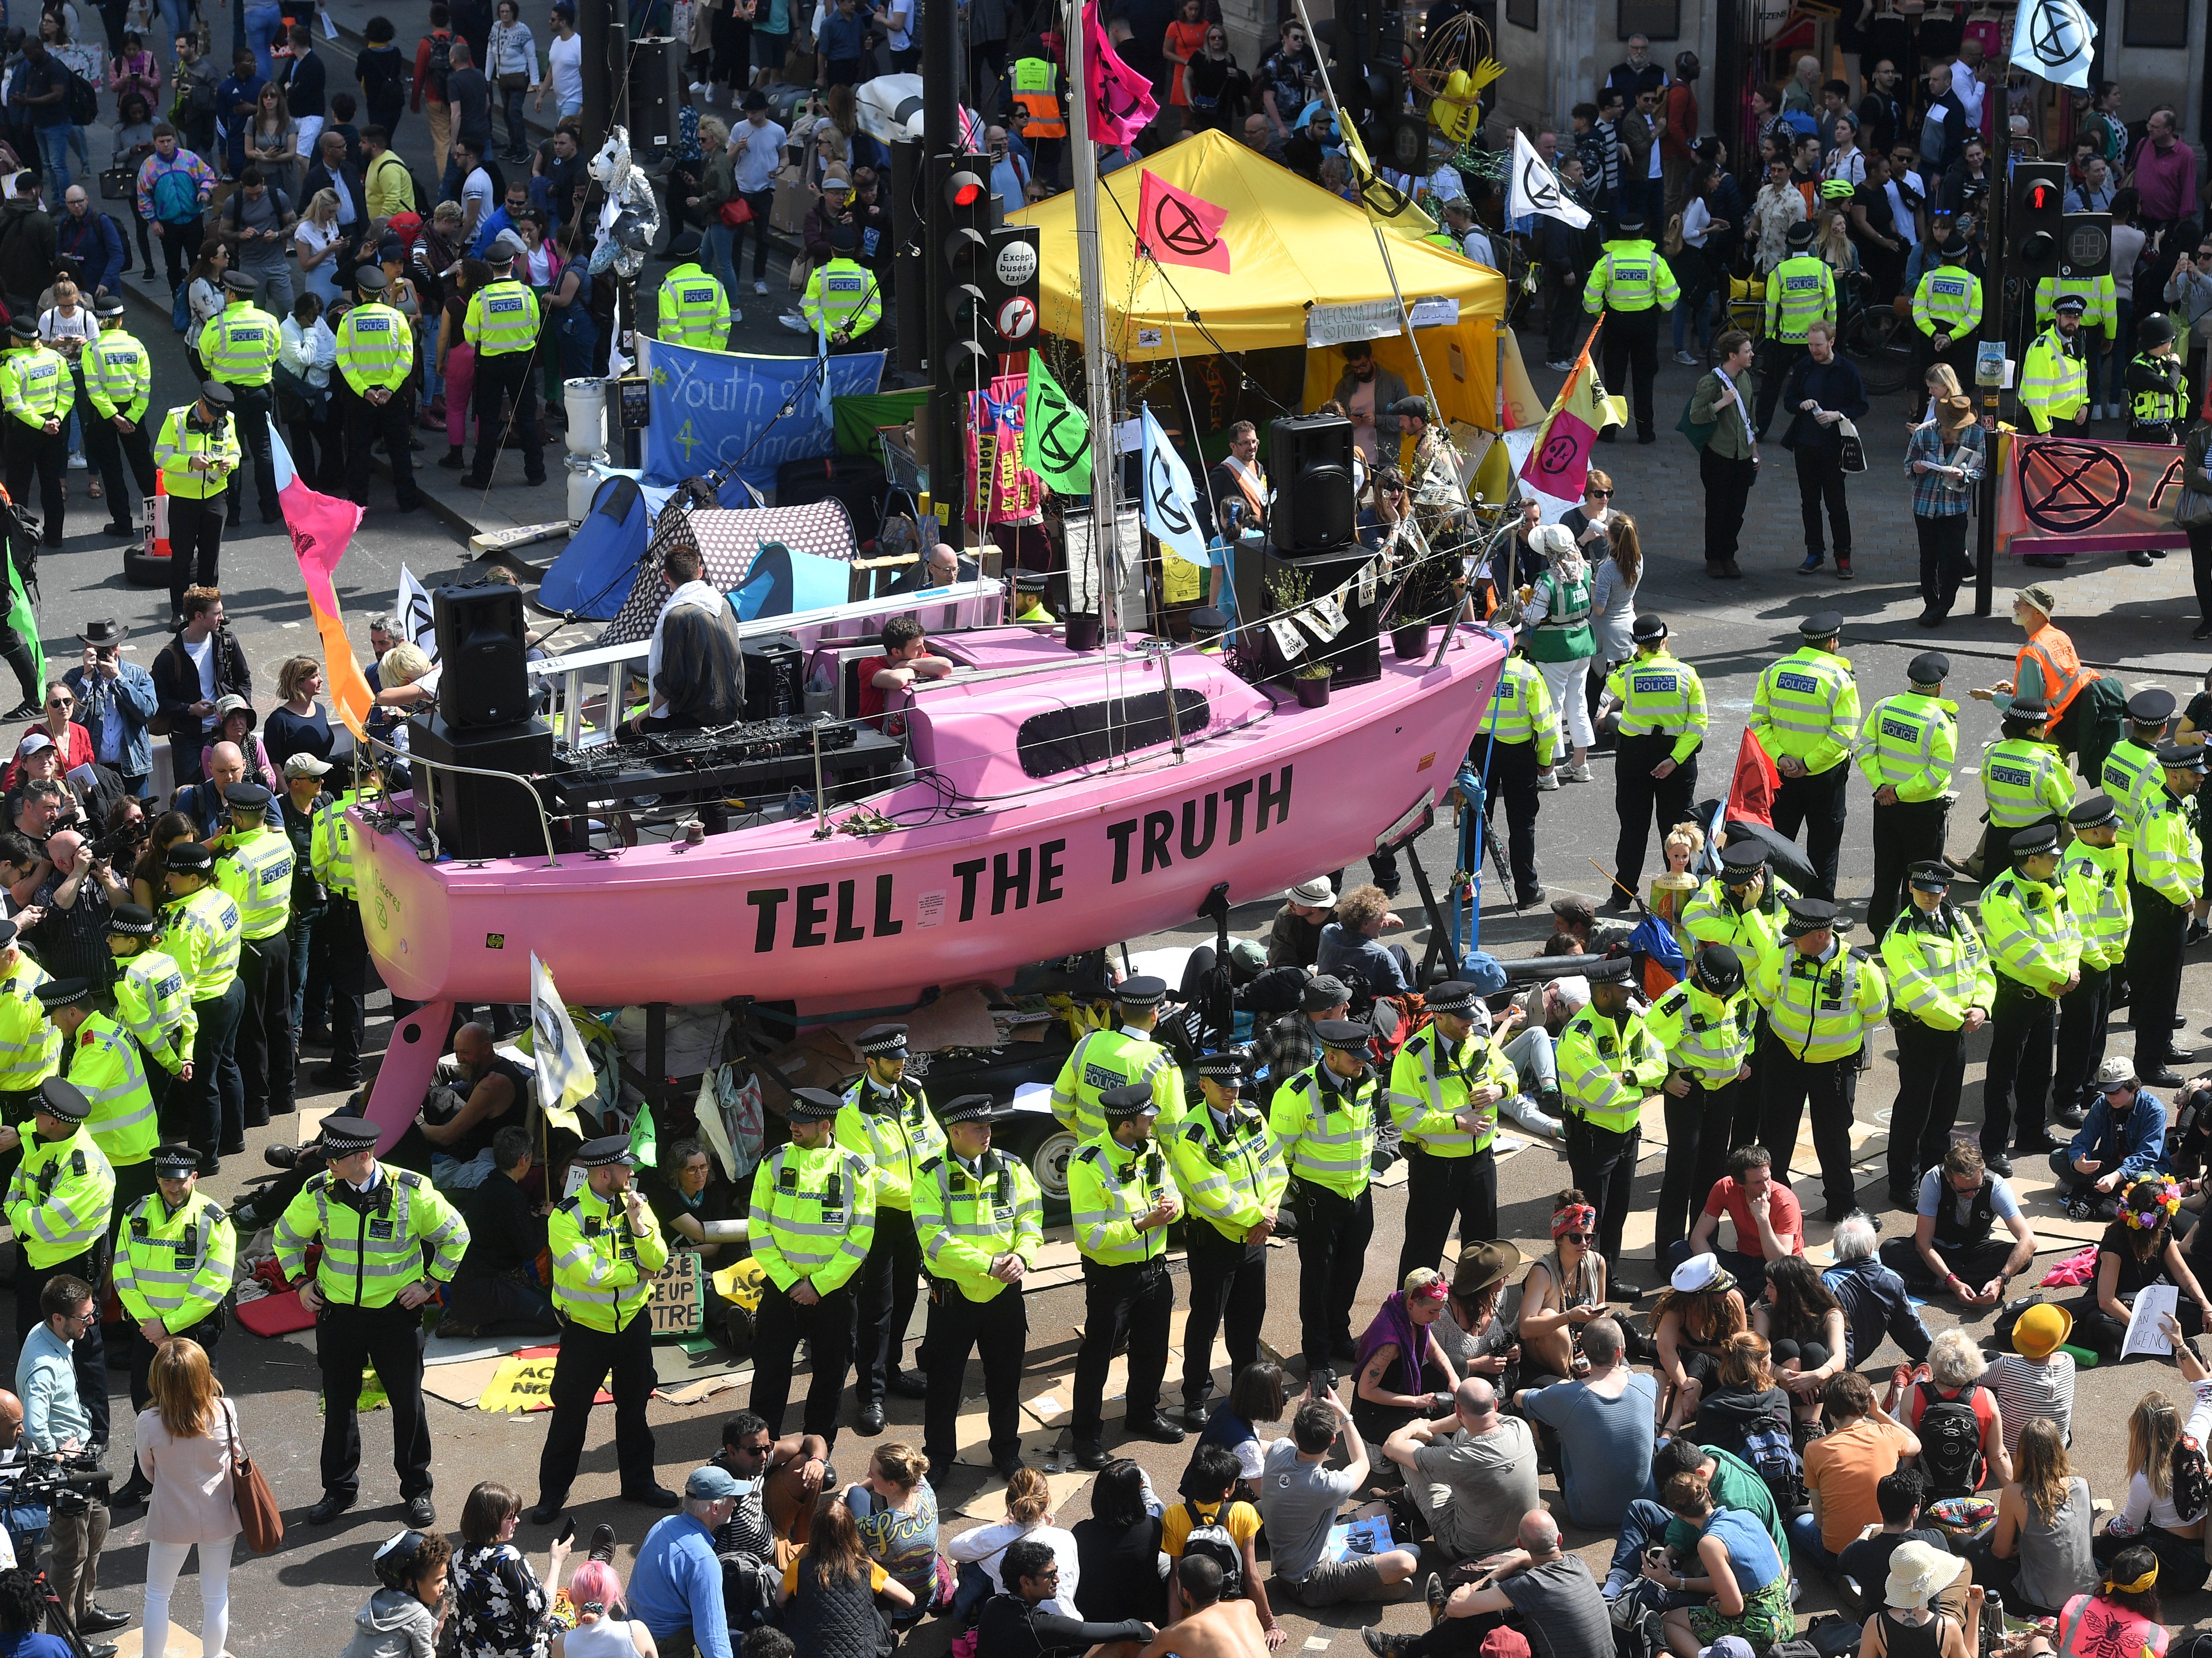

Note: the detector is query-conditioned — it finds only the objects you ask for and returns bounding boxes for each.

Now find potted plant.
[1293,660,1333,708]
[1064,613,1103,651]
[1392,551,1458,660]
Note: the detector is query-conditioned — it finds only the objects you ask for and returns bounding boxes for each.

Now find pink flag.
[1084,0,1157,146]
[1518,316,1606,502]
[271,426,373,738]
[1135,169,1231,273]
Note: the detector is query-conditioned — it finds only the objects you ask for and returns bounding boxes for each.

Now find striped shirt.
[1986,1351,2075,1457]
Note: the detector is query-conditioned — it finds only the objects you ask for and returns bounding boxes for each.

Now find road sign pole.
[1975,111,2011,619]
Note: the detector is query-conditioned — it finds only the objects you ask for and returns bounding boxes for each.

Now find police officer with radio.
[196,269,283,524]
[82,296,153,540]
[1644,943,1755,1265]
[1581,210,1679,444]
[528,1134,679,1523]
[213,782,293,1133]
[2056,795,2132,1125]
[1068,1081,1184,1469]
[1749,611,1862,901]
[2103,688,2173,843]
[44,977,157,1232]
[1,1077,113,1444]
[1965,697,2074,880]
[836,1025,941,1431]
[2122,315,2191,567]
[1556,972,1667,1284]
[1600,616,1707,902]
[746,1088,875,1447]
[309,747,370,1089]
[274,1113,468,1528]
[656,243,733,348]
[151,385,239,623]
[109,1143,233,1478]
[461,233,546,490]
[1978,822,2083,1172]
[334,265,423,513]
[0,314,71,545]
[1470,641,1556,908]
[1051,976,1183,1146]
[799,239,882,355]
[1270,1020,1381,1381]
[1911,233,1983,383]
[1755,221,1839,440]
[912,1094,1043,1480]
[1170,1051,1284,1431]
[1389,980,1514,1279]
[105,905,192,1123]
[2021,293,2092,435]
[2127,745,2204,1088]
[1881,862,1993,1206]
[1857,653,1960,942]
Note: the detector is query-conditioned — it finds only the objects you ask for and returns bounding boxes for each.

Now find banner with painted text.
[642,338,887,493]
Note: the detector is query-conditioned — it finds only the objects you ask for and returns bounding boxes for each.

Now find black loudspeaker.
[433,583,531,729]
[626,38,681,151]
[1230,539,1381,688]
[405,712,556,861]
[1267,414,1355,553]
[743,632,805,720]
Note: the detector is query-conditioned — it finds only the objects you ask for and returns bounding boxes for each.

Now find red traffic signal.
[945,169,987,210]
[2024,181,2057,213]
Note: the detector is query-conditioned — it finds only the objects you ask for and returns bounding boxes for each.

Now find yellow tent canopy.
[1010,128,1508,432]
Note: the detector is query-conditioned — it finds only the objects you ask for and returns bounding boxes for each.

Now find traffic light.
[978,225,1041,355]
[2011,161,2066,281]
[936,153,995,375]
[2060,212,2112,281]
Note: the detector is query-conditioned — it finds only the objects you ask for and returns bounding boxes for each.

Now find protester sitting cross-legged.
[949,1466,1081,1620]
[1512,1315,1657,1532]
[1162,1444,1281,1644]
[1796,1369,1921,1566]
[1072,1460,1168,1626]
[452,1478,572,1658]
[776,1492,915,1658]
[1380,1377,1538,1567]
[1602,1436,1789,1604]
[2088,1315,2212,1595]
[548,1561,656,1658]
[1261,1389,1418,1609]
[1673,1144,1805,1305]
[1651,1469,1794,1657]
[1822,1212,1933,1369]
[1976,1417,2096,1616]
[1878,1139,2038,1315]
[1985,1303,2076,1459]
[843,1442,941,1623]
[1357,1508,1610,1658]
[1751,1256,1847,1436]
[1649,1252,1749,1434]
[1854,1542,1983,1658]
[2072,1176,2212,1361]
[1894,1327,2012,1500]
[340,1529,452,1658]
[1351,1267,1460,1444]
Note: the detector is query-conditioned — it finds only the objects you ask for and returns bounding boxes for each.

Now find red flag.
[1135,169,1231,273]
[1726,729,1779,828]
[1083,0,1157,147]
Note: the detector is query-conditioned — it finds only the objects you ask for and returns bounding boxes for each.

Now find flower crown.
[2124,1181,2183,1231]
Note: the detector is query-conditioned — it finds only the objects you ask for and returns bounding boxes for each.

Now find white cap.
[1286,877,1336,907]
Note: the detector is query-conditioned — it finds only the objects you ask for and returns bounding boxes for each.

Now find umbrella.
[1723,819,1820,897]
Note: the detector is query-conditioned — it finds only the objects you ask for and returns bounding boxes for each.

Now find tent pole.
[1064,0,1124,639]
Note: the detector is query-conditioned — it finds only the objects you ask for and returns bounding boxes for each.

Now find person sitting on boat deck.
[860,616,954,730]
[414,1021,530,1192]
[927,543,980,589]
[1268,879,1337,971]
[1011,569,1056,624]
[624,542,745,741]
[1316,883,1412,1000]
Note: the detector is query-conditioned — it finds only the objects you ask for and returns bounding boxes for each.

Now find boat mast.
[1063,0,1123,641]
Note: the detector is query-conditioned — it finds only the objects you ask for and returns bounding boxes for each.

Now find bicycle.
[1838,268,1917,396]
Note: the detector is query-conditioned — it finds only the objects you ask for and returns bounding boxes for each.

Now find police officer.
[82,295,153,540]
[1602,615,1707,902]
[1750,895,1890,1221]
[2103,688,2174,844]
[1068,1081,1184,1468]
[912,1093,1042,1479]
[105,904,193,1119]
[1581,209,1678,444]
[42,977,156,1230]
[1471,639,1556,907]
[1270,1019,1380,1382]
[2056,794,2131,1125]
[745,1088,875,1448]
[527,1134,680,1521]
[1749,611,1861,900]
[1390,980,1514,1280]
[2127,744,2203,1087]
[835,1023,943,1432]
[214,781,294,1133]
[656,244,732,348]
[0,314,70,545]
[1977,822,2083,1172]
[1965,696,2076,880]
[151,383,239,623]
[1169,1051,1284,1430]
[2127,314,2189,444]
[1911,232,1982,383]
[1644,943,1755,1265]
[274,1113,468,1527]
[1,1078,113,1440]
[801,243,883,355]
[159,842,242,1175]
[1011,569,1057,624]
[1855,652,1960,941]
[1556,971,1666,1287]
[2021,293,2092,435]
[462,233,547,490]
[335,265,423,513]
[0,917,59,1130]
[1050,976,1182,1145]
[197,269,282,525]
[1881,862,1993,1206]
[1754,220,1839,439]
[1682,842,1797,1151]
[309,747,370,1088]
[109,1142,233,1430]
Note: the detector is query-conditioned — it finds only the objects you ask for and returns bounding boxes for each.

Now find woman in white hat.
[1852,1537,1981,1658]
[1650,1252,1748,1432]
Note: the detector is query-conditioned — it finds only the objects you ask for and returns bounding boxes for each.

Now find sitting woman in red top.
[859,615,954,730]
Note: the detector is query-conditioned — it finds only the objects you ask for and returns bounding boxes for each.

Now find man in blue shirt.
[216,49,264,179]
[14,1271,127,1649]
[2051,1058,2170,1215]
[1821,1213,1932,1368]
[1878,1139,2040,1305]
[626,1465,741,1658]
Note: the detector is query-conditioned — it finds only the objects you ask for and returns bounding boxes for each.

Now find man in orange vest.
[1971,582,2115,787]
[1008,40,1066,190]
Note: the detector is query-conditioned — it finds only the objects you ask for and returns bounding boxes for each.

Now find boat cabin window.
[1016,689,1213,779]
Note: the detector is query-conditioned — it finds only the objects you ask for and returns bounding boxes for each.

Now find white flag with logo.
[1508,126,1589,229]
[2011,0,2096,90]
[1140,406,1207,564]
[529,953,596,1133]
[397,565,439,663]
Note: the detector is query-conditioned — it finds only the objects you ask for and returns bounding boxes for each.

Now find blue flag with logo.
[1139,405,1206,564]
[642,337,887,493]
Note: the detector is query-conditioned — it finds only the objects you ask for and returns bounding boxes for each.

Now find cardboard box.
[770,163,812,234]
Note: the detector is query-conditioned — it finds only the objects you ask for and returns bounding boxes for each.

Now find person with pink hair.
[550,1561,658,1658]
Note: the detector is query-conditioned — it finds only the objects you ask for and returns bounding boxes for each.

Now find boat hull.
[358,626,1508,1009]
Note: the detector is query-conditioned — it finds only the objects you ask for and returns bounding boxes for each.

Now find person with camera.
[21,832,114,988]
[13,1267,128,1653]
[62,624,155,803]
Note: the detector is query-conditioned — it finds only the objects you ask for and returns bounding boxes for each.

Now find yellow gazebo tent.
[1009,128,1510,433]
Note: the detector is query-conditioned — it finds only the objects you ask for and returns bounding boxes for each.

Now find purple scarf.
[1352,1291,1430,1391]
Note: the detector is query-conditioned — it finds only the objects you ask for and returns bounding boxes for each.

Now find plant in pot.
[1392,550,1458,660]
[1293,659,1333,708]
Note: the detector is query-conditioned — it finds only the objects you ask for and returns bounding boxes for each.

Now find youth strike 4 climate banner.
[1995,431,2194,559]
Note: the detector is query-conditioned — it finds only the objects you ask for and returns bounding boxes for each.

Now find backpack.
[63,67,96,126]
[1179,1500,1243,1599]
[1914,1381,1988,1500]
[426,31,454,100]
[1739,1418,1805,1512]
[2172,1432,2211,1522]
[1610,1590,1666,1658]
[150,164,200,226]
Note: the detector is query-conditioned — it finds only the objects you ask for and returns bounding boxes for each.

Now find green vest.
[465,279,541,356]
[274,1164,468,1306]
[1980,736,2073,830]
[1051,1026,1184,1145]
[2130,353,2188,426]
[216,825,294,940]
[1856,691,1957,804]
[1483,657,1557,762]
[166,882,242,1001]
[1912,266,1982,337]
[1583,239,1679,314]
[1763,254,1837,343]
[656,261,731,349]
[151,405,239,499]
[1554,1005,1666,1132]
[833,1076,945,1213]
[1167,1105,1285,1241]
[84,328,151,422]
[113,947,195,1076]
[4,1125,112,1267]
[1606,649,1708,762]
[311,792,359,900]
[911,1148,1042,1302]
[2061,839,2132,971]
[1880,902,1995,1031]
[1527,568,1593,663]
[1752,938,1888,1063]
[1978,871,2082,996]
[1642,978,1754,1086]
[1387,1025,1512,1155]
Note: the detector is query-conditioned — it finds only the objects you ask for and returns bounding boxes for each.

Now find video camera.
[14,1449,112,1513]
[88,817,146,867]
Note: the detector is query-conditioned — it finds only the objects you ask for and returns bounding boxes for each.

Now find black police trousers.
[1867,798,1950,945]
[341,382,425,511]
[466,350,546,485]
[1182,1218,1267,1410]
[1072,1256,1172,1440]
[1890,1017,1968,1197]
[1292,1180,1372,1369]
[2,418,64,543]
[107,1158,158,1250]
[318,1298,431,1500]
[921,1280,1026,1474]
[1771,762,1848,901]
[1564,1115,1639,1265]
[2128,884,2187,1074]
[1469,733,1542,902]
[1614,733,1698,897]
[1398,1146,1497,1284]
[537,1305,659,1504]
[83,410,154,527]
[851,1206,923,1409]
[14,1239,109,1443]
[1655,1078,1739,1260]
[322,895,368,1076]
[1759,1045,1861,1218]
[175,977,244,1172]
[123,1311,222,1412]
[235,930,295,1126]
[164,492,225,621]
[224,383,280,519]
[1601,306,1660,437]
[749,1279,855,1443]
[2053,962,2114,1111]
[1982,977,2057,1159]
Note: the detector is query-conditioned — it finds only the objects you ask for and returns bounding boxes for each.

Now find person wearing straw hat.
[1905,386,1985,628]
[1853,1538,1982,1658]
[1267,878,1338,971]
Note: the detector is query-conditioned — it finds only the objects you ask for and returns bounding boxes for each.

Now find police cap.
[1781,895,1840,936]
[1631,615,1668,644]
[1424,980,1482,1016]
[2007,697,2050,723]
[5,317,35,341]
[199,381,234,405]
[1798,611,1844,640]
[1907,861,1954,892]
[106,903,156,937]
[2128,687,2177,725]
[92,295,124,319]
[223,781,273,812]
[35,1078,91,1122]
[574,1132,639,1164]
[165,841,214,873]
[1615,211,1645,234]
[1115,975,1168,1008]
[1718,842,1768,883]
[1193,1051,1247,1084]
[1786,220,1817,249]
[1313,1019,1372,1054]
[856,1023,908,1058]
[221,270,259,294]
[34,978,89,1011]
[2007,821,2062,858]
[318,1113,378,1152]
[2069,793,2120,829]
[2158,742,2209,773]
[1939,234,1969,261]
[1907,652,1950,686]
[354,265,389,294]
[1695,943,1743,990]
[2053,293,2089,317]
[1013,570,1050,594]
[1100,1082,1158,1120]
[938,1093,1007,1126]
[783,1089,842,1123]
[2138,313,2179,350]
[152,1143,199,1177]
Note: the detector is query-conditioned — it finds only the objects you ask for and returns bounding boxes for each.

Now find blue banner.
[641,339,887,494]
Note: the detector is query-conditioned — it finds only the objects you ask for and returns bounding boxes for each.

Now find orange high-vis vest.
[2017,623,2094,723]
[1011,59,1066,140]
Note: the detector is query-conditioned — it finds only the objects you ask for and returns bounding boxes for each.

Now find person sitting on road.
[1260,1390,1418,1610]
[1822,1213,1933,1369]
[1881,1139,2038,1310]
[1316,883,1412,999]
[1141,1556,1275,1658]
[1380,1377,1539,1566]
[976,1537,1155,1658]
[1834,1468,1971,1623]
[949,1467,1081,1620]
[1351,1267,1461,1444]
[1650,1252,1750,1433]
[443,1125,557,1338]
[2052,1060,2174,1220]
[414,1021,529,1191]
[1675,1144,1805,1304]
[1162,1444,1280,1641]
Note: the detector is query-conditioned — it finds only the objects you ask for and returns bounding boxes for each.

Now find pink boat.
[352,610,1507,1138]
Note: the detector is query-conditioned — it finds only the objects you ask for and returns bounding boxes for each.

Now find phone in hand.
[556,1517,577,1546]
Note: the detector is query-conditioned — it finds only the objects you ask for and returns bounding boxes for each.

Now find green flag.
[1022,351,1092,493]
[628,1099,657,1169]
[4,554,37,699]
